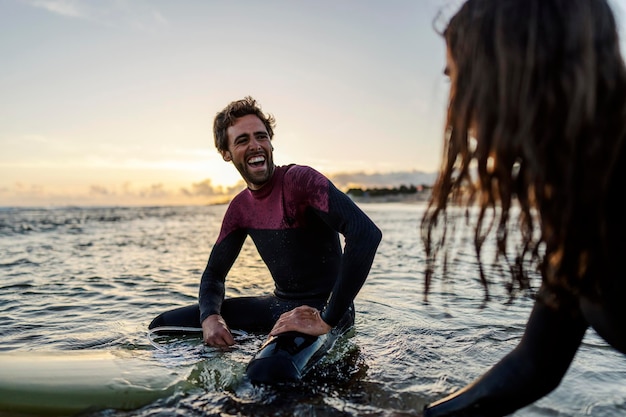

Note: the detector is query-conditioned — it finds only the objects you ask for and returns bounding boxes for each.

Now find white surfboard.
[0,350,194,416]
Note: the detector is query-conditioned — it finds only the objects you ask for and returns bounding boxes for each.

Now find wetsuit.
[423,287,589,417]
[149,164,382,333]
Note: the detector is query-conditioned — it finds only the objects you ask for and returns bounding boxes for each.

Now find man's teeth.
[248,156,265,164]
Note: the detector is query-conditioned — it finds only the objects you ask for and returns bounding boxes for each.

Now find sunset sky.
[2,0,626,207]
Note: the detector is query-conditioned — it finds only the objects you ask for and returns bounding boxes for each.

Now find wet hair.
[422,0,626,302]
[213,96,276,153]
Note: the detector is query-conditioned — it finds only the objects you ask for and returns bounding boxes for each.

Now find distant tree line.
[345,184,432,198]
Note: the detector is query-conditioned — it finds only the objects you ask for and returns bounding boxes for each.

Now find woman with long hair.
[422,0,626,415]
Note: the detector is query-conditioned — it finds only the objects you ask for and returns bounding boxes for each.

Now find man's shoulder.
[230,186,251,200]
[281,164,326,181]
[281,165,331,212]
[225,188,253,212]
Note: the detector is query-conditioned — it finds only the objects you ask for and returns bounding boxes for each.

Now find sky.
[2,0,626,207]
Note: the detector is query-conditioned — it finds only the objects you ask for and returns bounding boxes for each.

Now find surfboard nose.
[246,355,301,384]
[246,332,322,384]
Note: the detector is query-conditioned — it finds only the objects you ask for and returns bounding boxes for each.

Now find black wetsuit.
[149,164,382,333]
[423,288,591,417]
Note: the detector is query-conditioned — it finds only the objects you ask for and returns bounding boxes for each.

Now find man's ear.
[221,150,232,162]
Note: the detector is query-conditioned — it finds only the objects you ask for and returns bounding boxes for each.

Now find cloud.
[181,179,219,197]
[89,185,111,196]
[181,179,245,198]
[139,183,168,198]
[21,0,170,31]
[329,170,437,190]
[24,0,84,18]
[88,183,174,200]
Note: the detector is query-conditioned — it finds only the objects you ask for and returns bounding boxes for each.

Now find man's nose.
[249,137,263,150]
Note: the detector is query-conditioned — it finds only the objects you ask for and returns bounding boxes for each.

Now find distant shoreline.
[348,192,432,204]
[345,184,432,204]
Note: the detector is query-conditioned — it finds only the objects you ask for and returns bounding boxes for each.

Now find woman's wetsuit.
[149,164,381,333]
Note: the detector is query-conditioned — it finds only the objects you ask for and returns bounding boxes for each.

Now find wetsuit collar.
[249,165,280,199]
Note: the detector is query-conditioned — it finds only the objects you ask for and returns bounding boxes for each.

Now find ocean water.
[0,203,624,417]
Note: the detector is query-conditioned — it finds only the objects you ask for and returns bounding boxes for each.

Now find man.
[149,96,382,349]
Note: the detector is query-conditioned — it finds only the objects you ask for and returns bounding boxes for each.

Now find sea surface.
[1,203,625,417]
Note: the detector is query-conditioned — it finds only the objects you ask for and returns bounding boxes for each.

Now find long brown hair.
[422,0,626,302]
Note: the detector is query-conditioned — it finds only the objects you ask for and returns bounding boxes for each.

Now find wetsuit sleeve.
[198,228,247,323]
[315,182,382,327]
[423,294,588,417]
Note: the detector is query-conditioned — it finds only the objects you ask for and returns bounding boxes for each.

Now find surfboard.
[0,350,194,416]
[245,327,350,384]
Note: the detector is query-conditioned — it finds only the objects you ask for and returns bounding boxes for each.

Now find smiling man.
[149,96,382,350]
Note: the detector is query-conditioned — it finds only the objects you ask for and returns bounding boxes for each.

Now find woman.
[421,0,626,415]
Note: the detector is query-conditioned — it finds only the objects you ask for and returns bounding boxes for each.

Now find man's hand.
[202,314,235,348]
[269,305,331,337]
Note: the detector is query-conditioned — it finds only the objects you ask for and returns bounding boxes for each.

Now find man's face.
[221,114,275,190]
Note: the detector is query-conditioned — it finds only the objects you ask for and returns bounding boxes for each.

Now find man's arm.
[424,296,588,417]
[198,229,247,346]
[315,183,382,327]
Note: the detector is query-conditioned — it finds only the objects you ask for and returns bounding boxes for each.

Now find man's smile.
[247,155,266,167]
